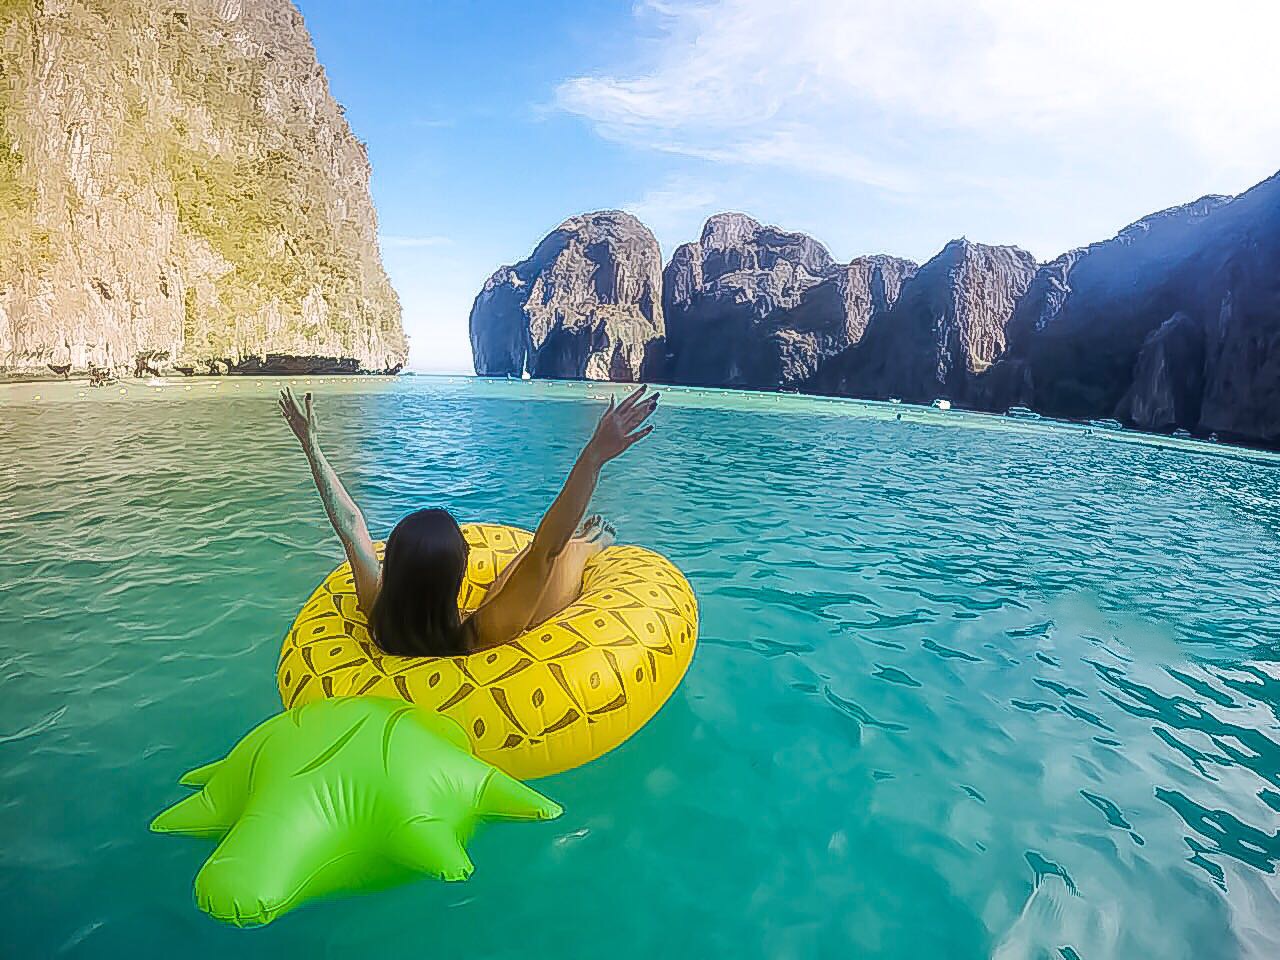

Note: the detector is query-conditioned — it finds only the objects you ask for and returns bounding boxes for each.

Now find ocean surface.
[2,375,1279,959]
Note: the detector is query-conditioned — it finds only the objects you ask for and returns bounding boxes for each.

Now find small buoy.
[78,391,86,398]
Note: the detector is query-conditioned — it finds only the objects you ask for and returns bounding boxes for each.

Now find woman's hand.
[586,384,659,464]
[473,383,659,646]
[278,387,318,450]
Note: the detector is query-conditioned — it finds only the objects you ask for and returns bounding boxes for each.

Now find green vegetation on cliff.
[0,0,406,373]
[0,0,49,277]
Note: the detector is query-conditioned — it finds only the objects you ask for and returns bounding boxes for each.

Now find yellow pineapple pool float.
[158,523,698,925]
[277,523,699,779]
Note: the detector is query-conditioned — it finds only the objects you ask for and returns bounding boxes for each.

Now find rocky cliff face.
[473,167,1280,448]
[662,213,871,389]
[819,240,1037,403]
[469,210,664,381]
[0,0,406,377]
[978,180,1280,443]
[745,255,918,391]
[1194,180,1280,443]
[975,197,1231,417]
[1114,312,1206,431]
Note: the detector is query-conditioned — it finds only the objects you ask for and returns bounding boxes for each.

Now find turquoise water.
[2,375,1279,958]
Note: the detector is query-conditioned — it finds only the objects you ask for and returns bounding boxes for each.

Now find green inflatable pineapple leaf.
[151,697,562,926]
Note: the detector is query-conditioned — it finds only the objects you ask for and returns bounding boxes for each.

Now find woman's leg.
[480,517,614,627]
[527,517,614,624]
[485,546,529,597]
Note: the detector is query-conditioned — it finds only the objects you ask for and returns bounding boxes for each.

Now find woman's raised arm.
[469,385,658,648]
[278,388,380,618]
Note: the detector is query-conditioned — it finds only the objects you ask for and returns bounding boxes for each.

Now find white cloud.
[623,174,723,243]
[557,0,1280,198]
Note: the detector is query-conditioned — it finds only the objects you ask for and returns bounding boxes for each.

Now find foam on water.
[2,376,1278,958]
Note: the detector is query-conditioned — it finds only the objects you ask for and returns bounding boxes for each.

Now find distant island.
[5,3,1274,449]
[470,171,1280,449]
[0,0,407,380]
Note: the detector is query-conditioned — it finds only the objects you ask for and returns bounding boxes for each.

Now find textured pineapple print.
[277,524,698,779]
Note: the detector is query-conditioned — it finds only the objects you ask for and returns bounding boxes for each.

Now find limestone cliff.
[0,0,406,376]
[977,181,1280,444]
[819,240,1037,404]
[1114,312,1206,431]
[469,211,663,381]
[473,167,1280,448]
[975,197,1231,419]
[737,255,917,391]
[662,213,859,388]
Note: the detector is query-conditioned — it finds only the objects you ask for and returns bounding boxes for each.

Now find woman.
[278,383,658,655]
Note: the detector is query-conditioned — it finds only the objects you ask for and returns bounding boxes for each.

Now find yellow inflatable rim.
[277,523,699,779]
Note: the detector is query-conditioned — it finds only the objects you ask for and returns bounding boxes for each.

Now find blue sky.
[296,0,1280,373]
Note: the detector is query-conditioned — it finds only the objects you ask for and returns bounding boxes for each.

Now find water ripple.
[3,377,1280,958]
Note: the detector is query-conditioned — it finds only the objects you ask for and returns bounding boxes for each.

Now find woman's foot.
[576,514,614,545]
[574,514,603,541]
[571,515,616,555]
[594,519,617,549]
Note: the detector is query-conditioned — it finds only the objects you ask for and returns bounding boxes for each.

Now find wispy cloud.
[623,174,723,242]
[379,233,453,249]
[556,0,1280,198]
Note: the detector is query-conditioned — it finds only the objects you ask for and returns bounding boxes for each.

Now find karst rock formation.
[473,171,1280,447]
[0,0,407,377]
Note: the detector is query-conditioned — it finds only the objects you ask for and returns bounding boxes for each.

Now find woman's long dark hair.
[369,508,470,656]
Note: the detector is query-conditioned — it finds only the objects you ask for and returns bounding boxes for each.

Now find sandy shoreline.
[0,370,404,385]
[0,372,404,403]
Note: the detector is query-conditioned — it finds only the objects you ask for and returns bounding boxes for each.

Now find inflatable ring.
[277,523,698,779]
